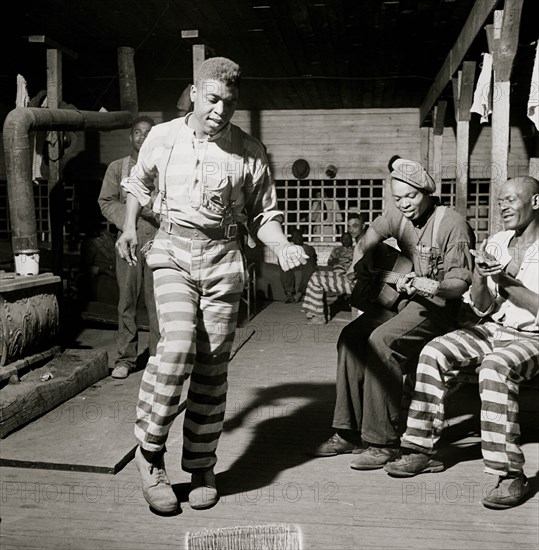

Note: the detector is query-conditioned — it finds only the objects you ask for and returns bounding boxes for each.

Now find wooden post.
[192,44,206,83]
[117,47,138,114]
[432,101,447,197]
[46,48,64,277]
[489,2,523,234]
[530,158,539,179]
[419,0,498,125]
[454,62,476,218]
[28,36,77,277]
[420,127,431,173]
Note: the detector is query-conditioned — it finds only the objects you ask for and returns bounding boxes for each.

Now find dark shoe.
[351,443,369,454]
[312,432,361,457]
[482,474,529,510]
[189,469,219,510]
[135,446,178,513]
[111,363,132,379]
[284,293,294,303]
[293,292,303,303]
[350,446,399,470]
[384,451,444,477]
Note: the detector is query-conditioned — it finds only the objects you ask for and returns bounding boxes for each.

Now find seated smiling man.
[312,157,475,467]
[385,176,539,510]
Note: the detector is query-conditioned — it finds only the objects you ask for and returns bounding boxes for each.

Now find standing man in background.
[116,57,307,514]
[98,116,160,379]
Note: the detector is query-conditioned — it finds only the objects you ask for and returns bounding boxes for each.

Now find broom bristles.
[187,523,301,550]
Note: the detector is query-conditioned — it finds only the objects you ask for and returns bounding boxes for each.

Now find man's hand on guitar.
[396,272,440,297]
[396,272,418,296]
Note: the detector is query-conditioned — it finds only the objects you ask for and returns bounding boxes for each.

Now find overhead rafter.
[418,0,499,126]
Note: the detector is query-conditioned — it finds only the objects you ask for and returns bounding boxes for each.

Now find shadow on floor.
[168,381,539,502]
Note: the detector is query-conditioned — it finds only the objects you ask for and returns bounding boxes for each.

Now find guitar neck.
[378,270,404,284]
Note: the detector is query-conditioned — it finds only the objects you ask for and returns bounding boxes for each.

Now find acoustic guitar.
[350,241,439,311]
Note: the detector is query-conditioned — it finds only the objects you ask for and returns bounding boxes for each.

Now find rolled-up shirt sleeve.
[462,286,498,317]
[442,239,474,285]
[244,153,284,236]
[120,135,158,207]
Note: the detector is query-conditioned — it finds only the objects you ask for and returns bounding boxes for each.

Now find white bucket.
[14,252,40,276]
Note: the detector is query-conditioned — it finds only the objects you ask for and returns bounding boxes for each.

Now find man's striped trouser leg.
[302,270,353,317]
[478,329,539,475]
[402,323,539,475]
[134,235,244,472]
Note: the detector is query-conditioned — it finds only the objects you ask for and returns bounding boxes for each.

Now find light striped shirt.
[121,114,283,234]
[465,229,539,332]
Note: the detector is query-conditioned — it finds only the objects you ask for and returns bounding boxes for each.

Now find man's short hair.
[348,213,365,224]
[196,57,241,88]
[509,176,539,195]
[131,115,155,129]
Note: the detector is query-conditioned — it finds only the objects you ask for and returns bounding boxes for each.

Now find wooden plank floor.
[1,302,538,549]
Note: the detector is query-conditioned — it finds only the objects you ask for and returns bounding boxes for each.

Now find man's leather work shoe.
[135,446,178,513]
[311,432,361,457]
[189,469,219,510]
[482,474,529,510]
[383,451,444,477]
[350,446,399,470]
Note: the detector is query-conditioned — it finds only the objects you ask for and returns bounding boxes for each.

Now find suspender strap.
[398,214,408,241]
[121,156,131,180]
[397,205,446,248]
[432,205,446,250]
[229,124,245,195]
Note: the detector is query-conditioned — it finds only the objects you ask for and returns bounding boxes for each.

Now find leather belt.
[160,220,237,241]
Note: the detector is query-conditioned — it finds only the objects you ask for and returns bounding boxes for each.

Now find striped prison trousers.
[302,269,354,318]
[401,322,539,475]
[134,228,246,473]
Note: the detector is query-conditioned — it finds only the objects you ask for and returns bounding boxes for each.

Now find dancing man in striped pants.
[385,176,539,510]
[116,57,307,514]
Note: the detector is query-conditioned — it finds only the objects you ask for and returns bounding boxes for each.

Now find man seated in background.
[346,213,366,245]
[280,228,318,303]
[385,176,539,510]
[301,214,366,324]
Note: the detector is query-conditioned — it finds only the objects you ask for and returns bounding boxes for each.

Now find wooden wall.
[95,107,532,181]
[231,109,421,180]
[1,108,532,182]
[97,108,423,180]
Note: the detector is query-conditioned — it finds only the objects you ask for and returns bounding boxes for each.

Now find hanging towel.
[470,53,493,123]
[527,42,539,131]
[15,74,29,107]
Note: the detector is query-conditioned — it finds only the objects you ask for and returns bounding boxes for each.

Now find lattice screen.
[439,179,490,244]
[275,178,385,242]
[0,177,492,246]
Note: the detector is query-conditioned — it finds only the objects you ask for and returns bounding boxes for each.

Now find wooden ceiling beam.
[27,35,78,60]
[418,0,499,126]
[495,0,523,82]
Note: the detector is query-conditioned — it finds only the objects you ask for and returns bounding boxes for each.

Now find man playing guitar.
[312,156,475,471]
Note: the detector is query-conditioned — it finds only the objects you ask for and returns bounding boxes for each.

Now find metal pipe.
[3,107,134,254]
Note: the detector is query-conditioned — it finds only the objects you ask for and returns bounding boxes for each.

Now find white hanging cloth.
[527,42,539,131]
[16,74,30,107]
[470,53,493,123]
